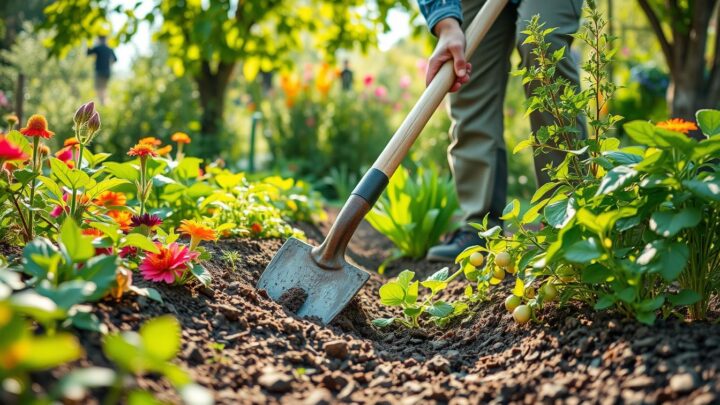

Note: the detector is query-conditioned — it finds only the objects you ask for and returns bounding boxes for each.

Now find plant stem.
[27,137,40,240]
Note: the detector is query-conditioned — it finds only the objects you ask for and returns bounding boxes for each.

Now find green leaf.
[603,151,643,165]
[637,296,665,312]
[129,286,163,303]
[500,199,520,221]
[544,197,575,228]
[128,390,164,405]
[70,311,107,333]
[50,158,91,189]
[371,318,395,327]
[420,280,448,295]
[623,121,656,146]
[37,280,96,310]
[10,290,66,324]
[696,109,720,136]
[649,208,702,238]
[477,226,502,238]
[140,315,181,361]
[426,301,453,318]
[594,294,616,310]
[564,238,601,264]
[425,267,449,282]
[513,139,534,154]
[59,218,95,263]
[596,166,638,195]
[190,264,212,287]
[121,234,160,253]
[512,278,525,297]
[636,311,656,325]
[396,270,415,290]
[53,367,116,399]
[6,130,32,155]
[103,162,140,181]
[683,177,720,202]
[581,263,612,284]
[405,281,419,305]
[617,287,637,303]
[22,237,60,279]
[668,289,701,306]
[379,282,405,306]
[531,181,557,203]
[638,241,689,281]
[691,137,720,161]
[81,256,118,300]
[21,333,82,369]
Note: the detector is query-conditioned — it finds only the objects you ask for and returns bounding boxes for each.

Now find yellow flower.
[139,136,162,146]
[157,145,173,156]
[656,118,698,134]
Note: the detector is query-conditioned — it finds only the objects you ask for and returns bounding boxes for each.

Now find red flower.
[131,213,163,229]
[55,146,74,163]
[139,242,199,284]
[128,143,158,157]
[20,115,54,139]
[0,136,28,162]
[251,223,263,234]
[119,246,138,258]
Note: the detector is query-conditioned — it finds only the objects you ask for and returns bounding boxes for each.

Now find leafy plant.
[373,268,467,328]
[366,165,460,269]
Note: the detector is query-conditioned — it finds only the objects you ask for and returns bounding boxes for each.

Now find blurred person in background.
[419,0,585,262]
[341,59,354,91]
[87,36,117,104]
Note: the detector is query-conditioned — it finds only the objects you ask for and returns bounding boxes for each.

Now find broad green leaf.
[426,300,453,318]
[405,281,419,305]
[379,282,405,306]
[564,238,601,264]
[594,294,616,310]
[649,208,702,238]
[129,286,163,303]
[85,178,129,200]
[420,280,448,294]
[623,121,656,146]
[121,233,161,253]
[637,296,665,312]
[50,158,91,189]
[54,367,116,399]
[10,290,66,324]
[617,287,637,303]
[70,311,107,333]
[22,237,60,279]
[6,130,32,155]
[37,175,63,199]
[21,333,82,369]
[190,264,212,287]
[603,151,643,165]
[544,197,575,228]
[683,178,720,201]
[581,263,612,284]
[82,256,119,299]
[103,162,140,181]
[636,311,656,325]
[696,109,720,136]
[500,199,520,221]
[513,138,534,154]
[37,280,96,310]
[691,137,720,161]
[396,270,415,290]
[668,289,701,306]
[140,316,181,361]
[531,181,557,203]
[596,166,638,195]
[425,267,450,282]
[59,218,95,263]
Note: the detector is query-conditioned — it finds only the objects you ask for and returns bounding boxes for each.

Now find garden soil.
[27,217,720,404]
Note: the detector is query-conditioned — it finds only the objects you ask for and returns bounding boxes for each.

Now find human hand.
[426,18,472,92]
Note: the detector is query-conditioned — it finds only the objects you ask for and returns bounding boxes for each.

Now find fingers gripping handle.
[372,0,509,176]
[311,0,509,270]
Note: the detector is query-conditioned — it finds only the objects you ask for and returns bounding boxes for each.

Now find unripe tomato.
[542,283,558,301]
[524,286,536,299]
[513,305,531,324]
[469,252,484,267]
[506,263,516,274]
[505,295,522,312]
[495,252,511,268]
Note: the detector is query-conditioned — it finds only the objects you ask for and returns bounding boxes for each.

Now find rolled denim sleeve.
[418,0,463,34]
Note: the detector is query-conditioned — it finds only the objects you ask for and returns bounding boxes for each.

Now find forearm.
[418,0,463,35]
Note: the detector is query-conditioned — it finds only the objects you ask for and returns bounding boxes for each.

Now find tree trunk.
[195,61,235,158]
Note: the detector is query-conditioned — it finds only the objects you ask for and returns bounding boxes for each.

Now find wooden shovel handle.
[312,0,510,269]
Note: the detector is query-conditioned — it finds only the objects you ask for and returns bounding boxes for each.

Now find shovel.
[257,0,509,325]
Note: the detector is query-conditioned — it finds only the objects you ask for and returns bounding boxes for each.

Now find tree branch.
[637,0,674,70]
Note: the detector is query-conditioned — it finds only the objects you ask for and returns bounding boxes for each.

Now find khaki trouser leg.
[448,0,517,227]
[517,0,586,186]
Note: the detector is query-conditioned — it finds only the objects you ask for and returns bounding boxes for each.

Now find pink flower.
[363,74,374,87]
[374,86,388,100]
[399,75,411,90]
[139,242,199,284]
[416,58,428,74]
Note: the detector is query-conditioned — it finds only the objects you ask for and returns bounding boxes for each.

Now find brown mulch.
[7,219,720,404]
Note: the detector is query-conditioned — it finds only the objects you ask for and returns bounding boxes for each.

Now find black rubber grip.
[351,168,389,206]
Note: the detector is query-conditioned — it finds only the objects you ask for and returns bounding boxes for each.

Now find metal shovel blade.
[257,237,370,324]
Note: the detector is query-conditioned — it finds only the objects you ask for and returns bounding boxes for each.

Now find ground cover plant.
[0,103,324,403]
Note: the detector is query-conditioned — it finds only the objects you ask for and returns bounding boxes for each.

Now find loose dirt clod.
[278,286,308,313]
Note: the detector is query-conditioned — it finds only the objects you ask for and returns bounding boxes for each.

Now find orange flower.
[108,210,132,231]
[20,115,54,139]
[157,145,172,156]
[94,191,127,207]
[171,132,191,144]
[128,143,158,157]
[64,137,80,148]
[656,118,698,134]
[251,223,263,234]
[139,136,162,146]
[178,219,217,250]
[0,136,28,162]
[82,227,104,238]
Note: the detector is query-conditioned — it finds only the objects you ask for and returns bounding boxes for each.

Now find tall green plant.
[366,165,460,269]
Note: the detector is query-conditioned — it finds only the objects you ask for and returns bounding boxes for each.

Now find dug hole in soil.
[31,212,720,404]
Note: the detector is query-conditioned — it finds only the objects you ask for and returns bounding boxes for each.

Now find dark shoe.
[426,230,484,263]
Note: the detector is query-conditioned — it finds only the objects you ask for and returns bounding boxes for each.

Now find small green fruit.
[469,252,484,267]
[495,252,511,268]
[505,295,522,312]
[492,267,505,280]
[542,283,558,301]
[513,305,531,324]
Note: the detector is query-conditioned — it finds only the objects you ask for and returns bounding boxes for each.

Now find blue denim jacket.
[418,0,519,33]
